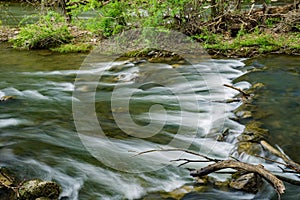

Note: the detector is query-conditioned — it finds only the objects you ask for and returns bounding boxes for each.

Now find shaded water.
[0,2,37,26]
[237,55,300,163]
[0,43,299,199]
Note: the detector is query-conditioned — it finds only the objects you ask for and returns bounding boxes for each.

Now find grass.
[9,12,72,50]
[200,30,300,56]
[51,43,93,53]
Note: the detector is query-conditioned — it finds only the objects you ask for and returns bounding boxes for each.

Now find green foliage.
[51,43,92,53]
[265,18,281,28]
[70,0,196,35]
[203,30,300,55]
[192,31,221,45]
[10,12,72,49]
[237,25,247,38]
[131,0,192,28]
[96,1,127,37]
[236,34,276,47]
[67,0,103,18]
[69,1,127,37]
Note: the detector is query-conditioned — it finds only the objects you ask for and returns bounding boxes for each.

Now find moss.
[204,31,300,57]
[244,121,269,137]
[237,141,262,155]
[51,43,93,53]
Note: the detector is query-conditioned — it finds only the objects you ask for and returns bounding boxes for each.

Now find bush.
[10,12,72,49]
[75,1,127,37]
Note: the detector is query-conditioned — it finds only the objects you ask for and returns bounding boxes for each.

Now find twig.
[171,158,212,167]
[248,3,255,15]
[255,154,287,166]
[133,148,222,162]
[223,84,250,98]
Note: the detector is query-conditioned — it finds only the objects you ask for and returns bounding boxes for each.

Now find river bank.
[0,1,299,58]
[1,22,299,58]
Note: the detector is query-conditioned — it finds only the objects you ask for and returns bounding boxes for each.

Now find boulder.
[18,179,60,200]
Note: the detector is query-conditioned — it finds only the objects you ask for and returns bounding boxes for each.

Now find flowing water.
[0,43,299,200]
[1,1,300,199]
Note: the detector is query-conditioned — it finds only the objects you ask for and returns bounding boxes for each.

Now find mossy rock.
[237,141,262,155]
[0,168,17,200]
[161,184,207,199]
[18,179,60,200]
[229,171,263,193]
[235,111,252,119]
[243,121,269,139]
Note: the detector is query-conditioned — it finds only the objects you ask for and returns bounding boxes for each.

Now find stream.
[1,1,300,199]
[0,43,299,199]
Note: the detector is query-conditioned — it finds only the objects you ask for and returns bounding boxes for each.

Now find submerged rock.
[18,179,60,200]
[162,184,207,199]
[0,95,14,102]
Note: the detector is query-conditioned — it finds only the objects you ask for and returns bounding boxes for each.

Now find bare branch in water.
[190,160,285,199]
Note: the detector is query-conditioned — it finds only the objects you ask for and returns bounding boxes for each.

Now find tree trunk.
[60,0,72,22]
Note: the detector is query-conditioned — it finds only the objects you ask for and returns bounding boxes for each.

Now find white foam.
[0,118,29,128]
[22,90,49,100]
[1,87,49,100]
[0,90,5,97]
[46,82,75,91]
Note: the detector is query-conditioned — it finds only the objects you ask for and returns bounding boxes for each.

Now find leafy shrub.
[10,12,72,49]
[89,2,126,37]
[68,0,127,37]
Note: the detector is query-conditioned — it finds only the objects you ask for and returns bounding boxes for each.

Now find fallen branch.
[171,158,214,167]
[223,84,251,101]
[260,140,300,173]
[190,160,285,199]
[255,154,298,173]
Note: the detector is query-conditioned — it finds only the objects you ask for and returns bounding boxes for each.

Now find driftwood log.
[190,160,285,198]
